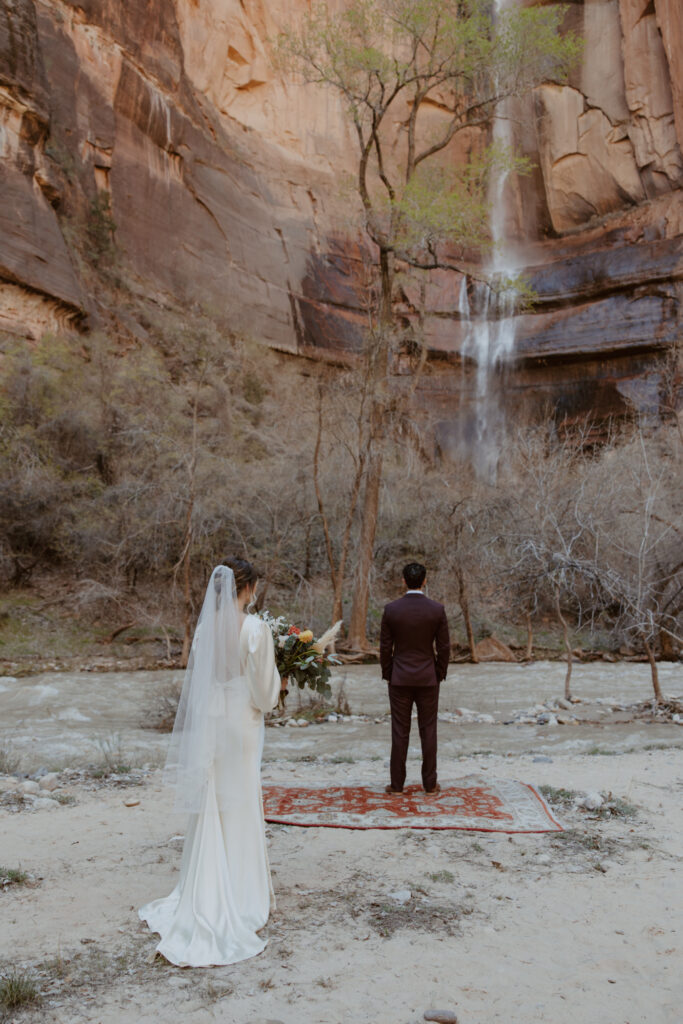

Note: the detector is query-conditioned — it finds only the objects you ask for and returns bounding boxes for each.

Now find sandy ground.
[2,663,682,1023]
[2,741,682,1024]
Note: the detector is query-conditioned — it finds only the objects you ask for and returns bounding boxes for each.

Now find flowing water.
[1,663,681,773]
[459,0,520,479]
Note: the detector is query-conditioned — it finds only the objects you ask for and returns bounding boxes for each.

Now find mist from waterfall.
[459,0,518,481]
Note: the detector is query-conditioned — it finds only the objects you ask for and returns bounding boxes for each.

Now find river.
[1,662,681,772]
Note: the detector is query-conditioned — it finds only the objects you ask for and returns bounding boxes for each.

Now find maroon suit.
[380,593,450,792]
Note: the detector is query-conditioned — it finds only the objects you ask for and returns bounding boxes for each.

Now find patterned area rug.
[263,776,563,833]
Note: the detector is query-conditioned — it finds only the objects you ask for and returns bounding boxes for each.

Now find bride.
[139,558,284,967]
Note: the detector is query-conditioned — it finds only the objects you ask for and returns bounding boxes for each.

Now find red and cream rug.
[263,776,563,833]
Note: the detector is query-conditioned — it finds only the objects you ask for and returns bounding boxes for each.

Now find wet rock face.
[0,0,680,422]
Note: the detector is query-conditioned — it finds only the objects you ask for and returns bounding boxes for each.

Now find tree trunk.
[525,611,533,660]
[178,400,198,668]
[333,456,366,627]
[181,521,192,667]
[347,447,383,648]
[554,588,572,700]
[643,637,663,704]
[330,448,366,628]
[347,246,393,649]
[331,585,344,627]
[457,568,478,662]
[313,380,366,630]
[313,388,339,601]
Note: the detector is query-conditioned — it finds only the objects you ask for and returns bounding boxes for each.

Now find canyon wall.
[0,0,681,424]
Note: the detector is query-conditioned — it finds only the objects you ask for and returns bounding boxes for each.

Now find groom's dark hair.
[403,562,426,589]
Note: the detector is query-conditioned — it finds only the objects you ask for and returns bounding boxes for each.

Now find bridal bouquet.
[259,612,342,702]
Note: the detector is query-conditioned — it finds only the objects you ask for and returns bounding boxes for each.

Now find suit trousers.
[388,683,439,792]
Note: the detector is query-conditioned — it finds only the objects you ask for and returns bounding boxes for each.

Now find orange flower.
[288,626,301,635]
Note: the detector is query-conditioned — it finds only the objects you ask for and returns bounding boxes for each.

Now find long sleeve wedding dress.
[139,585,280,968]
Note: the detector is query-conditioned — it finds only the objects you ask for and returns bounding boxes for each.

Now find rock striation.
[0,0,681,424]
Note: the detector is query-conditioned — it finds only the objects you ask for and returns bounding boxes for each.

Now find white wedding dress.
[139,610,281,967]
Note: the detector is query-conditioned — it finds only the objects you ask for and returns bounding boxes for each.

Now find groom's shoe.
[385,785,403,795]
[424,783,441,795]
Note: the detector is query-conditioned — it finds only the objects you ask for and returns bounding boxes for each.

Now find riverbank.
[0,648,666,679]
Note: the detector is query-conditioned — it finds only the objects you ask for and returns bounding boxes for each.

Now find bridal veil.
[164,564,241,814]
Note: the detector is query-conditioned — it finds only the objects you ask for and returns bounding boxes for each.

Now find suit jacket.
[380,593,450,687]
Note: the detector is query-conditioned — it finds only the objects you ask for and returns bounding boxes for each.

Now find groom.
[380,562,450,795]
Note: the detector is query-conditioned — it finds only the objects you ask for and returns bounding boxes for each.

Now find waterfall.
[459,0,518,480]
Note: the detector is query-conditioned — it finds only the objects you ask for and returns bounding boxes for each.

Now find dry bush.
[2,311,680,685]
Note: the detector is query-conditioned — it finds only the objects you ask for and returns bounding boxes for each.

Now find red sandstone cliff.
[0,0,681,421]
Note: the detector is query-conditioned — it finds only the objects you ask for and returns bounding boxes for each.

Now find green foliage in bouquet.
[259,612,342,701]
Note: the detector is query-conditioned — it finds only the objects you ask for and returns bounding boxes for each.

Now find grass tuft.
[538,785,579,806]
[54,792,76,806]
[426,870,455,884]
[0,969,41,1010]
[0,866,29,889]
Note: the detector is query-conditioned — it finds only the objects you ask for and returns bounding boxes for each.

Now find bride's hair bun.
[221,557,258,595]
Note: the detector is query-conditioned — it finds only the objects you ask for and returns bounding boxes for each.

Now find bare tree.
[443,496,499,662]
[312,374,368,626]
[277,0,580,647]
[496,424,609,699]
[583,424,683,703]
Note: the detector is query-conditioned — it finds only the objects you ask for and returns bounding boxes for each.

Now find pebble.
[124,798,140,807]
[296,719,309,728]
[39,773,61,792]
[0,777,18,793]
[327,714,338,722]
[286,720,299,728]
[387,889,411,905]
[32,796,58,810]
[532,756,553,763]
[537,713,558,726]
[19,780,40,795]
[424,1010,458,1023]
[579,792,604,811]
